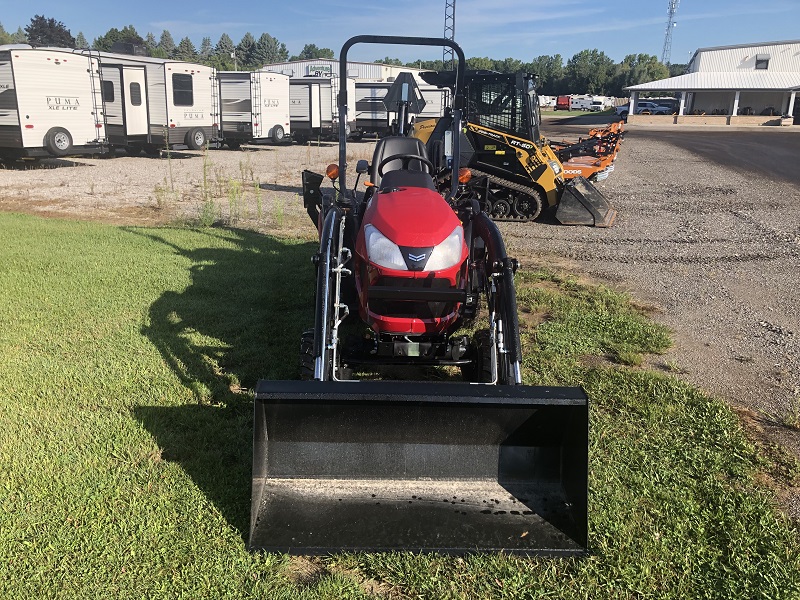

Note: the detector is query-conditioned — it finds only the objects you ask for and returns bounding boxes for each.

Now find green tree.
[252,33,288,66]
[290,43,334,61]
[609,54,669,96]
[212,33,236,70]
[376,56,404,66]
[565,49,614,94]
[0,23,12,45]
[175,37,197,61]
[669,63,688,77]
[528,54,564,95]
[11,26,27,43]
[466,57,494,71]
[236,32,256,69]
[144,32,157,53]
[158,30,176,58]
[24,15,75,47]
[199,36,212,61]
[74,31,88,48]
[93,26,143,51]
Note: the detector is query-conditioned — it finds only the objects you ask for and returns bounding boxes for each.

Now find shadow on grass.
[127,226,316,539]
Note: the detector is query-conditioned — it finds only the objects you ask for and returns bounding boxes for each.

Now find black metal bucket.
[250,380,588,555]
[556,176,617,227]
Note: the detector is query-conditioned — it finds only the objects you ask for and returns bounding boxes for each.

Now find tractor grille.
[369,276,458,320]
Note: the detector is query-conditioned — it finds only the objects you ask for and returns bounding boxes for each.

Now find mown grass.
[1,212,799,599]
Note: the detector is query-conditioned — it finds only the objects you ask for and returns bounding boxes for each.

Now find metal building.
[625,40,800,125]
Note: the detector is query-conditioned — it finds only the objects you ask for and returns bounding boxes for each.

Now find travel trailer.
[217,71,290,148]
[0,45,106,159]
[92,51,217,155]
[353,79,449,137]
[288,76,356,143]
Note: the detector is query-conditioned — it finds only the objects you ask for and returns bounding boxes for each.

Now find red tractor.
[251,35,588,556]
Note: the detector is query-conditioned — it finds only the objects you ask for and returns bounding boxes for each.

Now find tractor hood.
[362,187,462,247]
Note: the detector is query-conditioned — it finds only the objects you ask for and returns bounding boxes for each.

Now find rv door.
[123,67,148,136]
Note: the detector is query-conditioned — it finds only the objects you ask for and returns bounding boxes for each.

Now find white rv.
[289,76,356,143]
[0,45,106,159]
[90,51,217,154]
[217,71,290,148]
[354,80,449,138]
[569,95,593,111]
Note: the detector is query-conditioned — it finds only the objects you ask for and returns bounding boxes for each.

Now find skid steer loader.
[251,36,589,555]
[412,71,617,226]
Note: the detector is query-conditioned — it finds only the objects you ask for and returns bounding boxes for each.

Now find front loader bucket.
[250,380,588,555]
[556,176,617,227]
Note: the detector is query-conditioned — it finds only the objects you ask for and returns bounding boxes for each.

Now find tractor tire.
[186,127,206,150]
[462,330,498,383]
[272,125,285,144]
[300,329,315,380]
[619,111,628,119]
[44,127,73,156]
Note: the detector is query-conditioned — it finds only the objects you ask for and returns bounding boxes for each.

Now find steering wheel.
[377,153,435,177]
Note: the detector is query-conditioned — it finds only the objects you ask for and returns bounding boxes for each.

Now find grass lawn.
[1,212,798,599]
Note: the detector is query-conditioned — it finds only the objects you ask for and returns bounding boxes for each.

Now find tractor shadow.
[127,226,316,539]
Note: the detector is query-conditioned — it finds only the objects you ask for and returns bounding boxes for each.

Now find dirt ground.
[2,119,799,519]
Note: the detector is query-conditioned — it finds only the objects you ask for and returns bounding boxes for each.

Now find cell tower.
[661,0,680,65]
[443,0,456,69]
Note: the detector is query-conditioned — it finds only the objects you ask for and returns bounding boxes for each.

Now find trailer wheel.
[123,146,142,157]
[271,125,285,144]
[44,128,73,156]
[186,128,207,150]
[226,139,241,150]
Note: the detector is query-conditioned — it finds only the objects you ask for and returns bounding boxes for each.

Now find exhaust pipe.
[250,380,588,555]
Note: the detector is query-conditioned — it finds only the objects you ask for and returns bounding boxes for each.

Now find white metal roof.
[625,71,800,92]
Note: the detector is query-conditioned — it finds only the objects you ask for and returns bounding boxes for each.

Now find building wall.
[691,41,800,73]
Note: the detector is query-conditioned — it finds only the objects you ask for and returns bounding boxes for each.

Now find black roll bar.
[338,35,466,200]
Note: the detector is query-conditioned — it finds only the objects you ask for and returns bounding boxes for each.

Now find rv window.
[102,81,114,103]
[172,74,193,106]
[130,82,142,106]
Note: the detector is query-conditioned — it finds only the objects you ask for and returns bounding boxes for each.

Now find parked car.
[615,101,671,118]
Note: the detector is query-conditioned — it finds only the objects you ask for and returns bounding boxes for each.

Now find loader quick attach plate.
[250,380,588,555]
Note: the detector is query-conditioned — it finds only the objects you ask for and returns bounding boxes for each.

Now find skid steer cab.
[412,70,617,226]
[251,35,589,556]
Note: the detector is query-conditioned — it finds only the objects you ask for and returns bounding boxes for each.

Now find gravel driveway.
[2,120,799,517]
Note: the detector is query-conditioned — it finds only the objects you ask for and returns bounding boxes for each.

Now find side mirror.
[356,159,369,174]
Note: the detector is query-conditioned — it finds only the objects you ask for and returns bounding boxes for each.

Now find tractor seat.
[378,169,436,192]
[370,136,432,190]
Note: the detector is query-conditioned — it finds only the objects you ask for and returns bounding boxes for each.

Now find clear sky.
[1,0,798,65]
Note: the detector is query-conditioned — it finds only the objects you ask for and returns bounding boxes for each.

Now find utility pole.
[443,0,456,70]
[661,0,680,65]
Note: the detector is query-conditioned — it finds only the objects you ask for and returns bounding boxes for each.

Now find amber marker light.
[457,168,472,184]
[326,164,340,180]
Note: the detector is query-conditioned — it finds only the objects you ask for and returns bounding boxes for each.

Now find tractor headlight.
[548,160,563,175]
[365,224,407,271]
[425,227,464,271]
